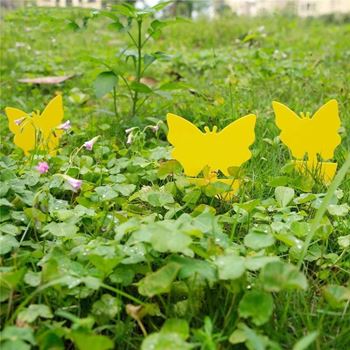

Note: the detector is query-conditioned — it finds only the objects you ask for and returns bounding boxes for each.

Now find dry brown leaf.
[18,75,74,84]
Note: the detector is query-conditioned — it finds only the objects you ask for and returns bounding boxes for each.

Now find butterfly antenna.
[213,126,218,133]
[204,126,210,133]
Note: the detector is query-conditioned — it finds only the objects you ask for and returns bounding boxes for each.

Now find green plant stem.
[100,283,146,305]
[131,19,143,118]
[7,278,146,325]
[297,153,350,269]
[8,277,68,324]
[113,86,118,119]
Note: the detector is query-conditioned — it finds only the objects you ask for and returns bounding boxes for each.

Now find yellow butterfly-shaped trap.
[272,99,341,184]
[167,113,256,199]
[5,95,64,156]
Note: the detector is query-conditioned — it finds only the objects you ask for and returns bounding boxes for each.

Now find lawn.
[0,4,349,350]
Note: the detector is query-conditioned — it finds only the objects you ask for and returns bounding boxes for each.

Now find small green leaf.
[130,81,153,93]
[260,262,308,292]
[92,294,121,324]
[238,290,274,325]
[215,255,245,280]
[157,160,182,179]
[0,198,13,207]
[183,189,201,205]
[242,324,266,350]
[245,256,279,271]
[43,222,78,237]
[0,224,20,235]
[323,284,350,308]
[24,208,46,222]
[0,269,25,289]
[152,1,172,11]
[113,184,136,196]
[71,332,113,350]
[138,263,180,297]
[141,332,192,350]
[108,20,124,31]
[293,331,319,350]
[337,235,350,248]
[170,256,217,284]
[1,340,31,350]
[112,4,136,17]
[146,191,174,207]
[95,186,118,201]
[244,231,275,250]
[0,235,19,255]
[17,304,53,323]
[133,221,192,254]
[93,71,118,98]
[67,20,80,32]
[0,326,35,345]
[144,54,156,66]
[24,271,41,287]
[162,319,189,340]
[229,329,247,344]
[275,186,295,207]
[327,203,349,216]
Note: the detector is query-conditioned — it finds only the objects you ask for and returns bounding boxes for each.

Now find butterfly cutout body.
[167,113,256,177]
[272,99,341,163]
[5,95,64,155]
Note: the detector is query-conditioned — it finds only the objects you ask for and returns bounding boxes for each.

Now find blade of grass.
[297,153,350,269]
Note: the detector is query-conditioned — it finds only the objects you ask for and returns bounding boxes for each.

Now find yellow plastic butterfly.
[5,95,64,155]
[273,100,341,162]
[167,113,257,177]
[272,99,341,182]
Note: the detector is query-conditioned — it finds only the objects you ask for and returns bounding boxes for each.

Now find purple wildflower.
[64,175,82,192]
[83,136,100,151]
[36,161,49,174]
[57,120,71,131]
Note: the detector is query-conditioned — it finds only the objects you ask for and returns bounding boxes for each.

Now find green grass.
[0,6,349,350]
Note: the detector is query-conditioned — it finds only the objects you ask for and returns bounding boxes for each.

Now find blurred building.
[223,0,350,16]
[36,0,102,8]
[5,0,350,16]
[297,0,350,17]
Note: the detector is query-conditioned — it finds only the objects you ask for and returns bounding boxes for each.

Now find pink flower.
[83,136,100,151]
[15,117,25,126]
[36,161,49,174]
[57,120,71,130]
[64,175,82,191]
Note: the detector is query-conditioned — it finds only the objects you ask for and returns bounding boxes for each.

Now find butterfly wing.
[310,99,341,160]
[272,101,307,159]
[5,107,36,155]
[167,113,208,177]
[34,95,64,154]
[214,114,256,176]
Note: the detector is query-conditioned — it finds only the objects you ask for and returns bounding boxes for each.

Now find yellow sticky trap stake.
[5,95,64,156]
[272,100,341,184]
[167,113,256,200]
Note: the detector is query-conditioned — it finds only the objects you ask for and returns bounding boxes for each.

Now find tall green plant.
[91,1,184,120]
